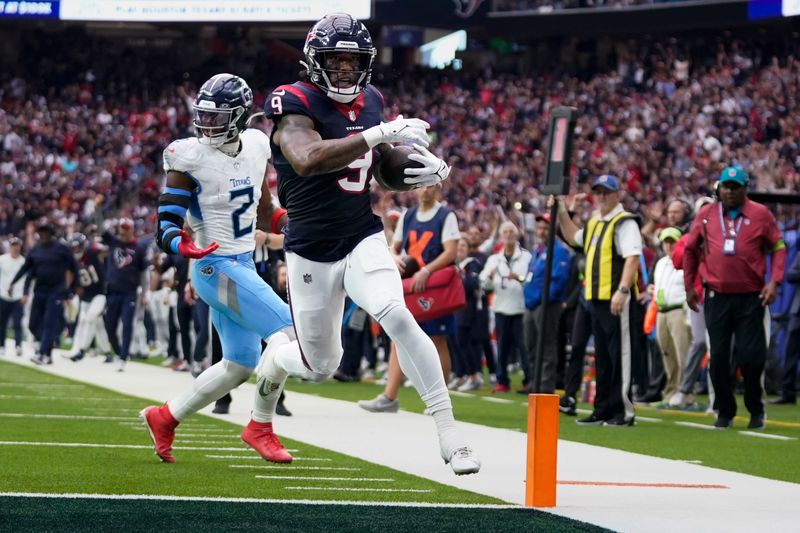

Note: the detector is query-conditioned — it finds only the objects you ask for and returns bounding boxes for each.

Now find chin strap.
[325,89,359,103]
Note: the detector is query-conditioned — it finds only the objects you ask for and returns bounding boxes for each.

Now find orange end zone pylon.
[525,393,559,507]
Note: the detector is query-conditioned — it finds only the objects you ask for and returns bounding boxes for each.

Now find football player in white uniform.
[140,74,297,465]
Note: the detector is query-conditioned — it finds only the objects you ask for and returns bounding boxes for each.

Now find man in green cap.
[650,226,690,405]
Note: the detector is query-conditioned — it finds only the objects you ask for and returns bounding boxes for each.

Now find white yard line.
[255,475,393,482]
[282,487,432,493]
[175,440,247,445]
[635,416,663,423]
[0,394,134,402]
[0,382,86,387]
[737,431,797,441]
[0,413,138,421]
[481,397,514,404]
[448,391,473,398]
[174,433,240,437]
[674,421,717,430]
[0,492,517,509]
[0,440,273,452]
[229,465,359,471]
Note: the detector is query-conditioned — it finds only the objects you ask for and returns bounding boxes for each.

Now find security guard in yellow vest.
[555,175,642,426]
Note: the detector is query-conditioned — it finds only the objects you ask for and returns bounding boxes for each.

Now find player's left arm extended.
[156,171,217,258]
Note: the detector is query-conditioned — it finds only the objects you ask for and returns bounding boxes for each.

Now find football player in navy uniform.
[259,13,479,475]
[66,233,111,362]
[141,73,299,465]
[101,217,150,371]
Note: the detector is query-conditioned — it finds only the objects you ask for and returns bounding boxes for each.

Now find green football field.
[0,360,607,532]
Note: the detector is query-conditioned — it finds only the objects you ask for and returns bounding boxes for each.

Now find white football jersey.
[163,129,270,256]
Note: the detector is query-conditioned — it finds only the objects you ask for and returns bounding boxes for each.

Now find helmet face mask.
[304,13,376,103]
[192,74,253,146]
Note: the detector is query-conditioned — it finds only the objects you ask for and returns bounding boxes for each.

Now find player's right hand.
[176,230,218,259]
[363,114,430,148]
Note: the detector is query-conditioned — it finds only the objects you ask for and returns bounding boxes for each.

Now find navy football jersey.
[265,81,384,262]
[76,247,106,302]
[102,231,149,294]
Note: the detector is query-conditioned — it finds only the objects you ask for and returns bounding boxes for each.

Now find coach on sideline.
[683,166,785,430]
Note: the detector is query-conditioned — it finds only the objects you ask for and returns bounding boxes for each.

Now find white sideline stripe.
[229,465,359,471]
[0,413,138,421]
[675,421,717,431]
[255,475,393,482]
[178,430,239,439]
[636,416,663,423]
[283,487,432,493]
[0,382,86,387]
[0,394,134,402]
[481,397,514,404]
[0,441,272,452]
[738,431,796,441]
[0,492,520,509]
[448,391,473,398]
[177,440,246,445]
[681,460,704,464]
[207,451,299,459]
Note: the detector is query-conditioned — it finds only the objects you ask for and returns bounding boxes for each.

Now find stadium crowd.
[0,26,798,411]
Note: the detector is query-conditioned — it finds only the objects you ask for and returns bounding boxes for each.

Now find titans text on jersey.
[162,129,270,256]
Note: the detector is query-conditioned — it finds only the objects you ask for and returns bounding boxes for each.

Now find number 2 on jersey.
[230,186,254,238]
[338,146,373,193]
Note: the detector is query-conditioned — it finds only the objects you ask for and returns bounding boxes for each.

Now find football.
[375,145,425,192]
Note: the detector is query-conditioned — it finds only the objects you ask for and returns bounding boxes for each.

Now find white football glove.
[362,114,430,149]
[403,144,451,188]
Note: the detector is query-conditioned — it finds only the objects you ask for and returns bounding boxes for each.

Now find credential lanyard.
[718,203,744,240]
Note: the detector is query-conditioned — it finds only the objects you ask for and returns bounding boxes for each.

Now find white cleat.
[443,446,481,476]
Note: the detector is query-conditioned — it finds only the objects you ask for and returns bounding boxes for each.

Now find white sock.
[432,408,463,457]
[379,305,452,413]
[273,338,330,382]
[167,359,252,421]
[252,334,291,423]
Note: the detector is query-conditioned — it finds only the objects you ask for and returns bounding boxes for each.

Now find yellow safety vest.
[583,211,637,301]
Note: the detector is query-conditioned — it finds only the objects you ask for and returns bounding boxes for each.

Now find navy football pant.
[105,291,137,361]
[0,299,23,346]
[29,290,65,357]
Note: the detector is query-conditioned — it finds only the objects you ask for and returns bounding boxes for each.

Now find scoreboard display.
[748,0,800,19]
[0,0,371,20]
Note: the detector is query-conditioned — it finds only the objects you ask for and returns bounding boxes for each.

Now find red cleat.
[241,420,292,463]
[140,404,179,463]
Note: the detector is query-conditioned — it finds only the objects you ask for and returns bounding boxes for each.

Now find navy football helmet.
[193,73,253,146]
[303,13,377,103]
[70,233,88,260]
